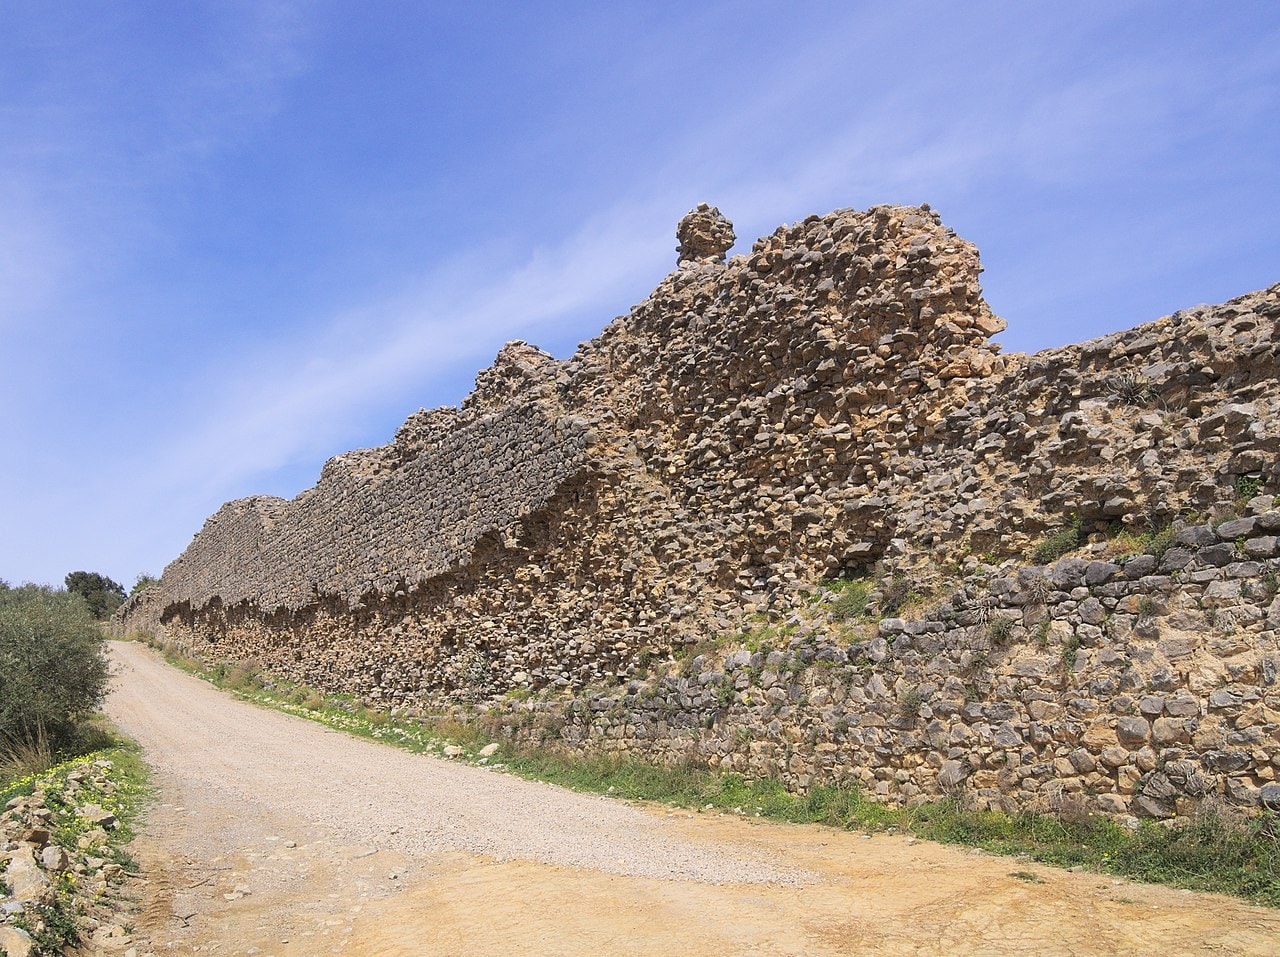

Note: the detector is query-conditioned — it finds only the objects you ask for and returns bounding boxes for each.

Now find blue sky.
[2,1,1277,590]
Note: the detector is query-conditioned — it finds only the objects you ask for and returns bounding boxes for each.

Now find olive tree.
[0,584,109,752]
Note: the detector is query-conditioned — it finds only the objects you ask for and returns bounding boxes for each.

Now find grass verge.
[1,737,149,956]
[131,635,1279,908]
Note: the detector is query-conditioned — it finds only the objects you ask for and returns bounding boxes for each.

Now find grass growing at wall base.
[132,636,1280,908]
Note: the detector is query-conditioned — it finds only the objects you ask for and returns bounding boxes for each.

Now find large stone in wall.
[676,202,735,264]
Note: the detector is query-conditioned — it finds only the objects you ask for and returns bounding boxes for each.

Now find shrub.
[1235,475,1261,503]
[828,579,873,620]
[1104,372,1158,408]
[880,576,915,616]
[988,615,1016,645]
[897,686,924,723]
[1142,525,1176,561]
[0,585,109,760]
[1060,633,1083,670]
[1032,516,1083,565]
[1025,573,1052,606]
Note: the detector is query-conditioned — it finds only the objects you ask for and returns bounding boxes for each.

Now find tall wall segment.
[118,203,1280,813]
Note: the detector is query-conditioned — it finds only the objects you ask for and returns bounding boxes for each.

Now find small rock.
[40,844,69,872]
[938,760,969,789]
[1216,517,1256,538]
[1260,783,1280,812]
[0,925,34,957]
[4,849,49,901]
[78,804,117,829]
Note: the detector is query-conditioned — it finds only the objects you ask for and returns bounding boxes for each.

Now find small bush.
[222,660,265,692]
[1033,620,1052,647]
[1235,475,1262,503]
[880,576,915,616]
[1032,516,1083,565]
[1104,372,1158,408]
[1061,633,1083,670]
[897,686,924,723]
[1147,527,1176,561]
[988,616,1016,646]
[1025,573,1052,606]
[828,579,873,620]
[0,584,109,763]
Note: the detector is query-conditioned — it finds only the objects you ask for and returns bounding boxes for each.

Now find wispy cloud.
[3,3,1276,589]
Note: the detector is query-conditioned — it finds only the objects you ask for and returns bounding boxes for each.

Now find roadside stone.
[78,804,117,829]
[0,925,34,957]
[40,844,70,872]
[3,849,49,902]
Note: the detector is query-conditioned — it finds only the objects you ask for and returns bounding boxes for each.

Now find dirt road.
[105,641,1280,956]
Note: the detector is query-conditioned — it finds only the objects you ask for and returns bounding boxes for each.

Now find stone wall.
[117,201,1280,816]
[484,504,1280,819]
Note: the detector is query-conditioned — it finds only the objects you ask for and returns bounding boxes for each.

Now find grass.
[130,634,1280,908]
[490,750,1280,906]
[1031,516,1083,565]
[1107,524,1177,564]
[825,578,874,621]
[0,717,122,790]
[0,723,54,783]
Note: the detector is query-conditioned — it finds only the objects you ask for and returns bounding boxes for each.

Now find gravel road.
[103,641,1280,957]
[104,640,800,885]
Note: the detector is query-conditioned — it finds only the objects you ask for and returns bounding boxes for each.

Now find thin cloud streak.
[2,3,1276,589]
[118,17,1261,508]
[128,203,677,503]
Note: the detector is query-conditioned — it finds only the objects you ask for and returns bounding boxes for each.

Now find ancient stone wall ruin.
[118,202,1280,819]
[485,508,1280,819]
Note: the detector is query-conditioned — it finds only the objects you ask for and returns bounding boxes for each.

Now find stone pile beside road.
[1,759,151,957]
